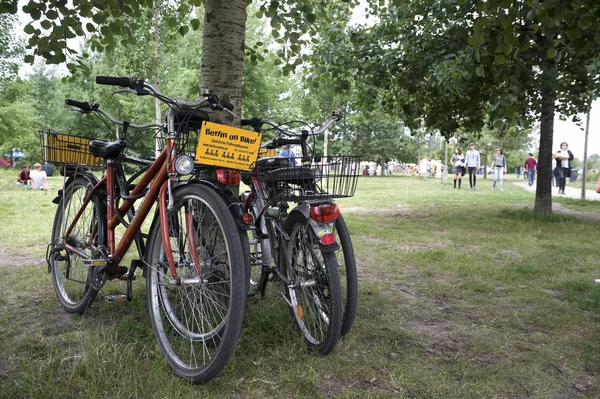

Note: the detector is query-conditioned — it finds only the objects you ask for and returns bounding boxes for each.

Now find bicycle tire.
[50,176,106,313]
[332,214,358,336]
[284,213,342,355]
[145,184,246,383]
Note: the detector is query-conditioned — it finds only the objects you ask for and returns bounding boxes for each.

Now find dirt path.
[513,180,600,201]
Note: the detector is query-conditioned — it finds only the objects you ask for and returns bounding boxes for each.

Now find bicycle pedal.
[105,294,128,303]
[246,293,259,304]
[83,259,108,267]
[119,271,137,281]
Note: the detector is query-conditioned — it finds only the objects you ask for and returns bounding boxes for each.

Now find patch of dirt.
[553,202,600,222]
[343,205,431,219]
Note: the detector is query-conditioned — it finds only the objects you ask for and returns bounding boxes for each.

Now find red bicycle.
[44,76,251,383]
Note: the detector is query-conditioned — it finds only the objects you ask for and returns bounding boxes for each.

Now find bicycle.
[43,76,255,383]
[239,114,360,353]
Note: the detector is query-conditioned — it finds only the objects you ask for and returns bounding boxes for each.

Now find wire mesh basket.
[39,129,103,169]
[253,155,361,202]
[155,108,207,159]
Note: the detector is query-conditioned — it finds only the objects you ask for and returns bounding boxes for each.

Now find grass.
[1,169,600,398]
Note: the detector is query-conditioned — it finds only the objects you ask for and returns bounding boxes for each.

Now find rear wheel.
[284,214,342,355]
[145,185,245,383]
[50,176,106,314]
[331,214,358,336]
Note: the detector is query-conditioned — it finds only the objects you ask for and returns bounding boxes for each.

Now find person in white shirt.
[30,163,51,190]
[554,142,573,195]
[464,143,480,190]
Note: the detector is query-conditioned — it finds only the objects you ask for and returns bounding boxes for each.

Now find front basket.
[254,155,361,202]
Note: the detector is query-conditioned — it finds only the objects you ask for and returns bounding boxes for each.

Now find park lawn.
[1,169,600,398]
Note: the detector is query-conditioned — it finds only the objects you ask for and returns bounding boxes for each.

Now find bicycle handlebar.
[96,76,136,88]
[241,113,341,137]
[95,75,235,112]
[65,99,95,112]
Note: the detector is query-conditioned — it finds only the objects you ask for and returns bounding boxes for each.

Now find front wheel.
[145,184,246,383]
[284,214,342,355]
[50,176,106,314]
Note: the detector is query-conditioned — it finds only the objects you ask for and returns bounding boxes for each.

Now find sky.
[552,100,600,158]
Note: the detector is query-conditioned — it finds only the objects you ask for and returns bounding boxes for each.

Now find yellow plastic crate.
[40,130,103,168]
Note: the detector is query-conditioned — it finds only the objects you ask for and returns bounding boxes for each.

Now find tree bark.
[534,60,558,215]
[201,0,246,126]
[153,1,162,157]
[581,104,591,200]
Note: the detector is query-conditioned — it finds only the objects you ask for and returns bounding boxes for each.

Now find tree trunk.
[534,61,558,215]
[581,104,591,199]
[153,1,162,158]
[201,0,246,127]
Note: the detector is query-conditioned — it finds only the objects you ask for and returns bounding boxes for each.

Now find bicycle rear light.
[320,233,336,246]
[216,169,241,185]
[175,155,194,175]
[310,203,340,223]
[243,213,253,225]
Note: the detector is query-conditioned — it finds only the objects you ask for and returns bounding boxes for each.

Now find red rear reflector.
[216,169,241,185]
[320,233,336,245]
[227,171,241,185]
[310,204,340,223]
[216,169,227,184]
[243,213,253,225]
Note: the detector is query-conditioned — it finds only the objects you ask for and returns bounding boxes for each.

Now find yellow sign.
[195,121,261,170]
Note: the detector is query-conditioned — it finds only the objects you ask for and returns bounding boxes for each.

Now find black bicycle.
[240,113,360,354]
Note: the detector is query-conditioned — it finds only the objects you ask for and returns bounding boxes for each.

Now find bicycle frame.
[61,130,196,281]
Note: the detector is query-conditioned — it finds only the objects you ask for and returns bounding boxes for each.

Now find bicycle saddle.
[88,140,128,159]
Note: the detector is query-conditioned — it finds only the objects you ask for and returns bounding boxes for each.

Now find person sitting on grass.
[30,163,51,191]
[17,165,31,186]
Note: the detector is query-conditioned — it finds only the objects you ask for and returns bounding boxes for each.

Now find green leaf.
[86,23,96,32]
[578,16,593,30]
[190,18,200,31]
[476,65,484,77]
[24,55,34,64]
[23,24,35,34]
[46,9,58,19]
[272,29,280,38]
[306,13,316,23]
[92,13,107,24]
[179,25,189,36]
[495,54,506,65]
[546,47,557,59]
[565,30,578,41]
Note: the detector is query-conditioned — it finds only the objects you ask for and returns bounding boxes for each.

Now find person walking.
[515,164,521,179]
[465,143,480,190]
[523,152,537,187]
[554,142,574,195]
[491,148,507,191]
[451,148,465,189]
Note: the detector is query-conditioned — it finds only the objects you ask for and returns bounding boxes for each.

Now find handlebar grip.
[220,99,234,111]
[240,118,254,127]
[96,76,135,88]
[65,98,94,112]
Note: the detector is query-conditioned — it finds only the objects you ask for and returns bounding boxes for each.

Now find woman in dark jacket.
[554,142,574,195]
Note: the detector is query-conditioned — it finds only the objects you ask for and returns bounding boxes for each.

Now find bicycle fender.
[174,179,251,231]
[285,206,340,253]
[51,171,100,204]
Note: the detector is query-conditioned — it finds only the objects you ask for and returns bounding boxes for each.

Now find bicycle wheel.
[50,176,106,314]
[145,185,245,383]
[331,214,358,336]
[284,214,342,355]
